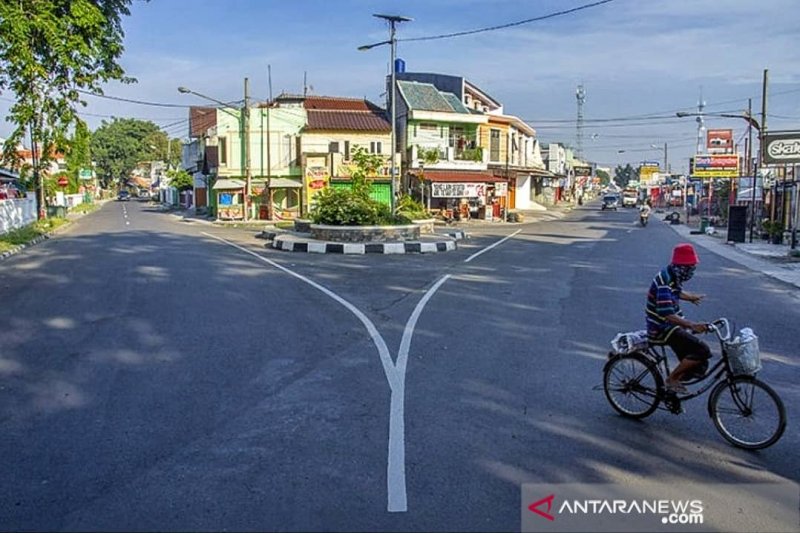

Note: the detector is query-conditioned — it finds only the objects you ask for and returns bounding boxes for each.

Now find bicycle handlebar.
[706,318,731,342]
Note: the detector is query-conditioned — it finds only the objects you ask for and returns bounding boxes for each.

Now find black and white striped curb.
[272,236,456,254]
[443,230,467,240]
[0,234,51,261]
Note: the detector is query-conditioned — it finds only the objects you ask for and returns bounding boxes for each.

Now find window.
[218,137,227,165]
[344,140,351,160]
[370,141,382,154]
[490,129,501,162]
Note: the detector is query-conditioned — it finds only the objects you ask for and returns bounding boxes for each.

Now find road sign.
[57,176,69,187]
[79,169,93,180]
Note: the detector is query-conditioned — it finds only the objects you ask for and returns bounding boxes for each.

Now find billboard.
[431,182,486,198]
[764,130,800,164]
[639,163,659,185]
[692,154,739,178]
[707,129,734,151]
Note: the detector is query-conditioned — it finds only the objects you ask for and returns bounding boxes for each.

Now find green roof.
[397,80,470,114]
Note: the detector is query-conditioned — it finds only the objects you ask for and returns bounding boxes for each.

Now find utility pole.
[748,98,756,242]
[576,84,586,160]
[267,65,273,220]
[243,77,252,221]
[761,69,771,227]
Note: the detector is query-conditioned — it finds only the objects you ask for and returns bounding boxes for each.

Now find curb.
[0,234,52,262]
[272,236,456,254]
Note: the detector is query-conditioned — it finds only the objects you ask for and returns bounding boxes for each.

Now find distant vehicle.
[601,194,619,211]
[622,189,638,207]
[117,190,130,201]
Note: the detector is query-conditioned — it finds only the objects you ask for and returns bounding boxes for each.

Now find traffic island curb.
[0,234,52,262]
[271,235,457,254]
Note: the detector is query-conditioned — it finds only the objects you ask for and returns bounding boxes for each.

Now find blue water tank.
[394,58,406,73]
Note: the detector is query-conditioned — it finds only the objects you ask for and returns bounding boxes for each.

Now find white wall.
[0,197,37,235]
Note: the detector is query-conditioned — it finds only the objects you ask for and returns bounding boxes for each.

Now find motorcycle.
[639,213,649,227]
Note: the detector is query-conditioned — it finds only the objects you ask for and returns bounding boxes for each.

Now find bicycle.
[602,318,786,450]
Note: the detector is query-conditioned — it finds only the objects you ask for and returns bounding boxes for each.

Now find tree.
[91,118,161,187]
[145,132,182,169]
[66,120,92,184]
[595,168,611,186]
[166,168,193,191]
[0,0,134,216]
[614,163,639,189]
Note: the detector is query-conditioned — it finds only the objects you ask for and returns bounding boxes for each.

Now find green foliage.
[146,132,182,169]
[418,146,441,165]
[310,145,406,225]
[761,219,784,237]
[461,147,483,162]
[0,0,134,174]
[0,218,68,253]
[91,118,162,187]
[65,120,92,183]
[310,187,388,225]
[596,168,611,186]
[396,194,428,219]
[167,168,194,191]
[614,163,638,189]
[69,202,98,215]
[349,145,385,194]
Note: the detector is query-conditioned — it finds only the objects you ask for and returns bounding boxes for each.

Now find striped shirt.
[646,266,683,342]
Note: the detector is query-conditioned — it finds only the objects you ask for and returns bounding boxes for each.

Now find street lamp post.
[676,110,762,240]
[358,14,412,215]
[178,80,252,221]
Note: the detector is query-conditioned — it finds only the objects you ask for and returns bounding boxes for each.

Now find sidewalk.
[660,213,800,289]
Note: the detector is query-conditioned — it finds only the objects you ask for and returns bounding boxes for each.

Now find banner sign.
[305,164,330,205]
[494,182,507,197]
[639,163,660,185]
[573,166,592,177]
[707,129,733,151]
[431,182,485,198]
[764,130,800,164]
[692,154,739,178]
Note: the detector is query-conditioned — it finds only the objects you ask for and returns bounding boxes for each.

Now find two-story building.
[395,72,549,216]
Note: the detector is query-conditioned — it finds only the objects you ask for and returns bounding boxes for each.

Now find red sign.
[57,177,69,187]
[707,129,733,151]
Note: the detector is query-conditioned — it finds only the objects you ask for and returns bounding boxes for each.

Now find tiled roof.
[190,106,216,138]
[398,81,459,113]
[305,109,390,132]
[441,92,470,114]
[418,170,505,183]
[303,96,383,112]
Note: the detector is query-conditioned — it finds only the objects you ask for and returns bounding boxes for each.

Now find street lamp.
[677,109,762,241]
[178,82,252,221]
[358,14,412,214]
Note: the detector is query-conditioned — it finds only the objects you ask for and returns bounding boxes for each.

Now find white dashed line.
[464,229,521,263]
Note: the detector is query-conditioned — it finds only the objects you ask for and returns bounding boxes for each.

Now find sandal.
[666,381,689,394]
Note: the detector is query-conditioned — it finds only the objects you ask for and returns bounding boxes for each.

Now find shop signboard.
[573,165,592,177]
[692,154,739,178]
[431,182,485,198]
[707,129,734,151]
[79,169,93,180]
[305,165,329,205]
[764,130,800,164]
[494,182,507,197]
[639,163,660,185]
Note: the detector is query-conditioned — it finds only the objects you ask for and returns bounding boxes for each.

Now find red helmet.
[671,243,699,266]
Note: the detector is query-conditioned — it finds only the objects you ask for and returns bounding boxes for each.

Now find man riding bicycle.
[646,243,710,393]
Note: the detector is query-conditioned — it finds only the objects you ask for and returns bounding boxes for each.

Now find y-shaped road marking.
[202,230,516,512]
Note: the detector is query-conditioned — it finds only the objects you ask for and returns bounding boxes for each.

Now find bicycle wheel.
[709,377,786,450]
[603,353,663,418]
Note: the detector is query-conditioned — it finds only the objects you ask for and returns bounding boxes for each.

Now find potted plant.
[762,220,785,244]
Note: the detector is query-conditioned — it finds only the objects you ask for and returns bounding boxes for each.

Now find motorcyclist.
[639,200,652,225]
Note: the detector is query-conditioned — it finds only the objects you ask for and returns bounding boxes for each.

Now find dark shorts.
[665,327,712,362]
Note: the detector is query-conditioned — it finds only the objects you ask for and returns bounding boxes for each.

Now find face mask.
[672,264,696,282]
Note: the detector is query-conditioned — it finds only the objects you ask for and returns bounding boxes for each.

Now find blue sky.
[2,0,799,173]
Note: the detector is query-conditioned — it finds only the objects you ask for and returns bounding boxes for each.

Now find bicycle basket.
[725,328,761,376]
[610,330,649,354]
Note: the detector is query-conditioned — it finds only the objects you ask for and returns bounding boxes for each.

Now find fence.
[0,197,37,235]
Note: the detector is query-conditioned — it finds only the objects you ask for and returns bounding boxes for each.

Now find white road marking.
[201,233,497,513]
[463,229,521,263]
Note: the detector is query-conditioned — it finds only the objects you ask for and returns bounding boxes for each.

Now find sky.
[2,0,799,174]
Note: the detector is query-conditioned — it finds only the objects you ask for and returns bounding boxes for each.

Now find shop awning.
[419,170,506,183]
[257,178,302,188]
[212,178,245,190]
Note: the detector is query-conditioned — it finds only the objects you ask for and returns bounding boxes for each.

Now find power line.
[399,0,616,43]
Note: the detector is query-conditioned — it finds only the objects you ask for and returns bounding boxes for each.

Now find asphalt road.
[1,199,797,531]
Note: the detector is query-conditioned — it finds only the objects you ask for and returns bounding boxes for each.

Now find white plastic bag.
[611,330,649,354]
[725,327,761,375]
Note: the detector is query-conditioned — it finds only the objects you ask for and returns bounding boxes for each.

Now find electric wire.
[399,0,616,43]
